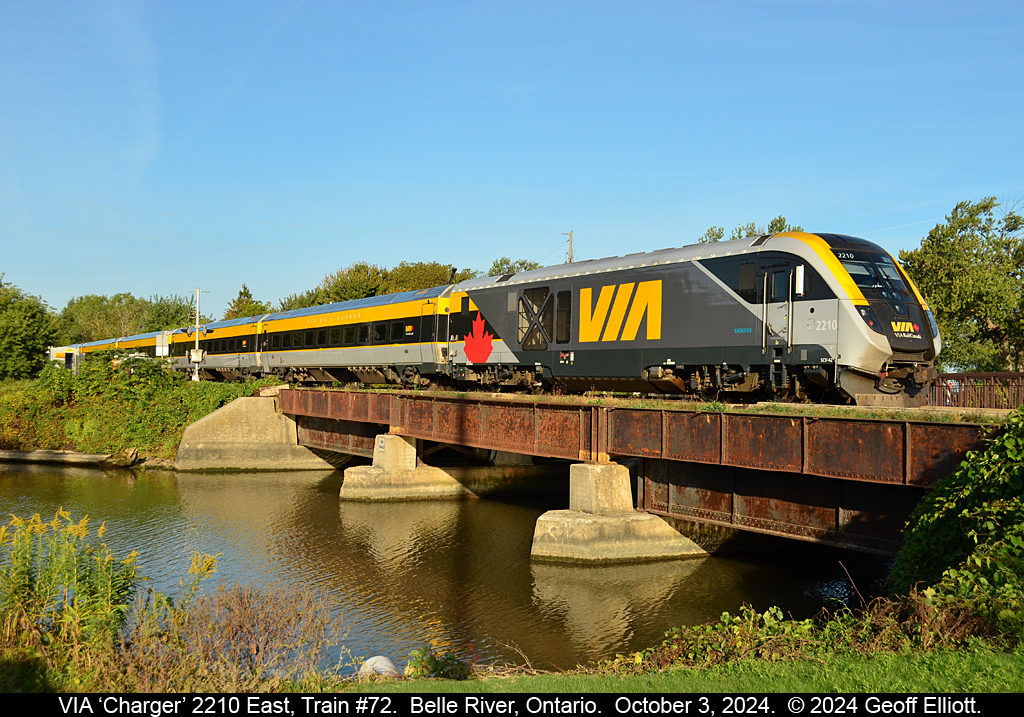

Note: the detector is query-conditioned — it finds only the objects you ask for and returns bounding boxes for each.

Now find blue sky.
[2,1,1022,318]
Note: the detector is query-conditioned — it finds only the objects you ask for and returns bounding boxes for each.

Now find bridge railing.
[927,373,1024,410]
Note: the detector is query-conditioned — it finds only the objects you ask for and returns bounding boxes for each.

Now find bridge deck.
[280,389,988,486]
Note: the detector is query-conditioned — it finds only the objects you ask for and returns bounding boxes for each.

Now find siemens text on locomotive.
[50,232,941,406]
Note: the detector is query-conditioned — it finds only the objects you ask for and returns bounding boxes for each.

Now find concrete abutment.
[176,397,336,471]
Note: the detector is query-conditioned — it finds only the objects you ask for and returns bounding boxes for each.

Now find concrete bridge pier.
[339,434,474,501]
[531,462,706,564]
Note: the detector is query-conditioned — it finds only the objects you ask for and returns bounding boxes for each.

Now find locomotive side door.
[760,262,793,353]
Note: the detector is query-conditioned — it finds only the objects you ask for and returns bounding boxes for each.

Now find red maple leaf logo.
[913,323,920,333]
[463,311,494,364]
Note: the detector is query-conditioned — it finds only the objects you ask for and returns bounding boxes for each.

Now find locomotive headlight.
[857,305,885,334]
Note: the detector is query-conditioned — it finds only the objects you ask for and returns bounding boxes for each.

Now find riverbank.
[0,356,278,460]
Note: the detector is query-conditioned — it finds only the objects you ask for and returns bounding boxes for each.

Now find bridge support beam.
[339,434,473,501]
[531,463,706,564]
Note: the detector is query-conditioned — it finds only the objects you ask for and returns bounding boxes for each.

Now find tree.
[488,257,541,276]
[143,294,201,331]
[0,276,57,379]
[313,261,479,306]
[698,227,725,244]
[899,197,1024,372]
[699,216,803,243]
[315,262,389,304]
[767,215,803,234]
[729,221,759,242]
[56,293,147,344]
[223,285,274,321]
[381,262,478,294]
[278,289,318,312]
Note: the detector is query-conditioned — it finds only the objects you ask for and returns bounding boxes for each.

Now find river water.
[0,464,889,672]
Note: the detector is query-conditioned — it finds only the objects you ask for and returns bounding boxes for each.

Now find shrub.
[404,646,472,680]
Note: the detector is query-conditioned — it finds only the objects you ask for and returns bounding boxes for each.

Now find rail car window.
[343,327,355,345]
[304,331,314,347]
[358,325,370,344]
[282,333,291,348]
[272,335,281,349]
[555,291,571,344]
[390,322,404,342]
[291,332,300,348]
[329,329,341,345]
[316,330,327,347]
[373,323,387,343]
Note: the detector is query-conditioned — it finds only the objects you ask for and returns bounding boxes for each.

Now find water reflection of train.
[51,232,940,406]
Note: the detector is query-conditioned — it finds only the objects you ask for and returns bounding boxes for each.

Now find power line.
[0,192,559,238]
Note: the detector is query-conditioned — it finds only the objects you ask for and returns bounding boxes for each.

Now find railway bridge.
[279,388,993,560]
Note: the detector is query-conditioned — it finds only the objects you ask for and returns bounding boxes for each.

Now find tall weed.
[0,511,344,692]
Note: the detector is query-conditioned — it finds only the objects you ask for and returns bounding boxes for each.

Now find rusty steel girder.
[280,389,989,487]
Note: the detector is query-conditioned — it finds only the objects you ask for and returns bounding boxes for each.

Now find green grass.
[340,649,1024,693]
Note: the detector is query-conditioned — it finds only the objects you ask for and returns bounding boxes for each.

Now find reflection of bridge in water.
[282,388,992,555]
[170,471,843,669]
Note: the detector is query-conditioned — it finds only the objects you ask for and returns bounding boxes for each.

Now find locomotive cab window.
[738,262,756,302]
[772,271,789,302]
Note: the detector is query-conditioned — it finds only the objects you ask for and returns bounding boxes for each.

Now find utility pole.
[563,230,573,264]
[191,288,207,382]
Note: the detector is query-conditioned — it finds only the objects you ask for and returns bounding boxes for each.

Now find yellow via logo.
[891,320,918,333]
[579,280,662,342]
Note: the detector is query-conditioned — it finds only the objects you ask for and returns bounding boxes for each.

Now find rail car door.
[419,303,436,365]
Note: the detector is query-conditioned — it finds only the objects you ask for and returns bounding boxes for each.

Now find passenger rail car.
[50,232,941,406]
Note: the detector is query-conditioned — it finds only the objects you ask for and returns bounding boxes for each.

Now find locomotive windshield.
[835,251,911,315]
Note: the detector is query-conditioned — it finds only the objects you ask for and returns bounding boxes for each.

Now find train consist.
[50,231,941,406]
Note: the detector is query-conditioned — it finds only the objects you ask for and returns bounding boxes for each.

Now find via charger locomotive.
[52,231,940,406]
